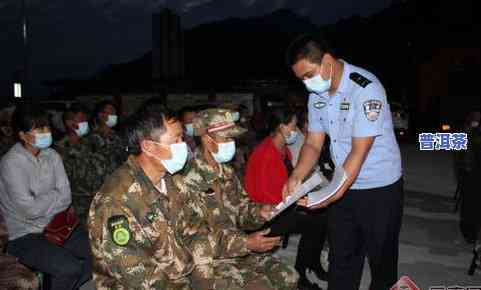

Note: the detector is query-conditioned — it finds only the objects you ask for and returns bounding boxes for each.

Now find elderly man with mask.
[176,108,298,290]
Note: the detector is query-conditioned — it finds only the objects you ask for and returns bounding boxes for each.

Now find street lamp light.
[14,82,22,98]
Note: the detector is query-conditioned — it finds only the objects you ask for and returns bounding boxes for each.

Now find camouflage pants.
[93,274,191,290]
[154,277,191,290]
[190,253,298,290]
[0,255,39,290]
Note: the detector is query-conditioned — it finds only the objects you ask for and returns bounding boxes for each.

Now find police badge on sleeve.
[363,100,382,122]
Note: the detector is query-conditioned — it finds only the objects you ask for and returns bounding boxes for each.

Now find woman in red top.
[245,108,327,290]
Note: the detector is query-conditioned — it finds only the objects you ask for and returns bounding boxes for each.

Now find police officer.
[283,34,403,290]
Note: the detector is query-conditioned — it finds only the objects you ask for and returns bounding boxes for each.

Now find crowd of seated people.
[0,105,92,290]
[0,99,331,290]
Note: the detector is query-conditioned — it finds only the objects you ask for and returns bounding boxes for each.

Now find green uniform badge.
[108,215,131,246]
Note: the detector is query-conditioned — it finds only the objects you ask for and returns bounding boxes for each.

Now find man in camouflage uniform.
[88,100,128,176]
[56,105,109,226]
[176,108,299,290]
[0,211,39,290]
[88,107,201,290]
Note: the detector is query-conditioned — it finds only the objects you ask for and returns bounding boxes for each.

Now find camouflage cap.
[193,108,247,138]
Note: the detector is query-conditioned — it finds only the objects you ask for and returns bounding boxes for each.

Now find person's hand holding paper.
[270,172,324,218]
[293,167,349,209]
[259,204,274,221]
[305,167,349,209]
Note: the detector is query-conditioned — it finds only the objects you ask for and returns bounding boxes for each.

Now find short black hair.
[12,104,50,135]
[285,33,334,67]
[63,103,89,125]
[126,104,175,155]
[267,107,297,134]
[177,106,196,122]
[94,100,116,123]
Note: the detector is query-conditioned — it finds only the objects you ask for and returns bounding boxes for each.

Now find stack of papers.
[307,167,348,207]
[270,167,348,218]
[270,172,323,218]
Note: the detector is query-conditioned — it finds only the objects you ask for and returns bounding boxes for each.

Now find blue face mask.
[212,140,236,164]
[106,115,118,128]
[285,130,298,145]
[33,132,53,149]
[75,122,89,137]
[232,112,240,122]
[303,63,332,94]
[185,123,194,137]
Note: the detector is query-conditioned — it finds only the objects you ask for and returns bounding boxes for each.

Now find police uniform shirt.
[308,60,402,189]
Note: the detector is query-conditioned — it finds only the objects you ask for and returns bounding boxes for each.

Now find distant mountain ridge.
[189,9,318,34]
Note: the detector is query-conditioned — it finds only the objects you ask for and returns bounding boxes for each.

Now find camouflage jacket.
[88,156,204,290]
[55,135,108,195]
[88,128,128,176]
[176,149,266,265]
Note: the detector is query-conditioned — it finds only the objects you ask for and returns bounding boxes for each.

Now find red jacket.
[244,137,292,205]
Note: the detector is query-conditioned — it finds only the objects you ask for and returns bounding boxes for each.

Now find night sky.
[0,0,392,99]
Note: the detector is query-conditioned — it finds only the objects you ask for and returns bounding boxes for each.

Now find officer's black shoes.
[297,276,323,290]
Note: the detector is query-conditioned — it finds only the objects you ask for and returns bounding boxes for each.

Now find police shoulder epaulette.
[349,72,372,88]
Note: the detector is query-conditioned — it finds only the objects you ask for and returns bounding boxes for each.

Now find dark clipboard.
[261,204,299,237]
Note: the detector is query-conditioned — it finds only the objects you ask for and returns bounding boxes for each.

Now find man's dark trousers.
[327,178,404,290]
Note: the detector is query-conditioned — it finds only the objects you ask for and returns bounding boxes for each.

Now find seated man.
[56,104,108,226]
[176,108,299,290]
[88,106,199,289]
[89,100,128,176]
[0,211,39,290]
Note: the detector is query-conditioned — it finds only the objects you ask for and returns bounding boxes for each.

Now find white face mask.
[185,123,194,136]
[32,132,53,149]
[106,114,118,128]
[75,122,89,137]
[284,130,298,145]
[303,63,332,94]
[210,139,236,164]
[232,112,240,122]
[144,141,188,174]
[471,121,479,128]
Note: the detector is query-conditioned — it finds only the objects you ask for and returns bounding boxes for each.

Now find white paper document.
[270,172,323,218]
[307,167,348,207]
